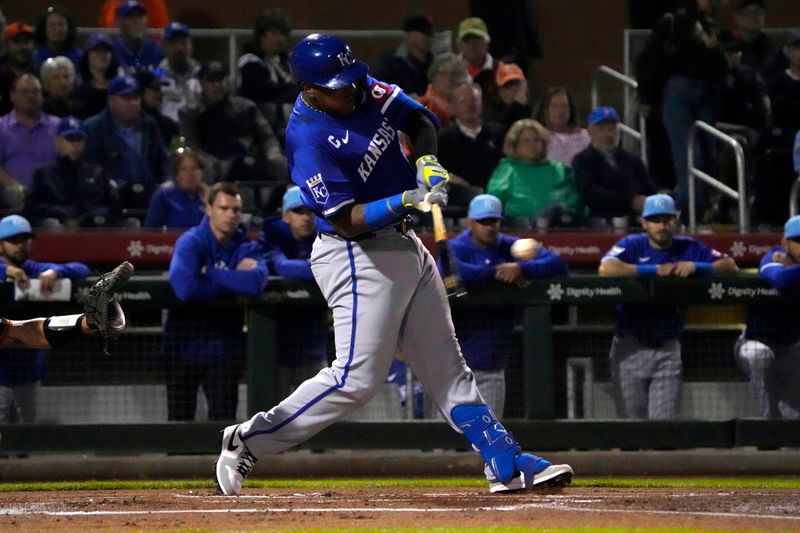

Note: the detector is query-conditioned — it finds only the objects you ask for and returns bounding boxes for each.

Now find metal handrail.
[687,121,748,232]
[590,65,647,166]
[791,176,800,217]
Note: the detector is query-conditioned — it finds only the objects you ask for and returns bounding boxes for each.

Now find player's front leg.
[451,404,573,493]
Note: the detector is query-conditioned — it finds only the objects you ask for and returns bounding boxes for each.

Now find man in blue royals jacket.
[258,186,328,398]
[166,182,267,421]
[445,194,568,416]
[0,214,91,423]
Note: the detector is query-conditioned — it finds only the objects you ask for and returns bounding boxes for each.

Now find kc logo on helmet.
[306,173,329,204]
[337,50,355,67]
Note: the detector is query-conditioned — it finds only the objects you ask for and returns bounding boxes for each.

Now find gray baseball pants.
[610,334,682,420]
[239,228,484,457]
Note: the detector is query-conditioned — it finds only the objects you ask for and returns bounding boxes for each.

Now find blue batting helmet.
[290,33,368,89]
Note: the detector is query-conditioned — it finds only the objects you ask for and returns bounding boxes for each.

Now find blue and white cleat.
[486,453,573,493]
[215,424,257,496]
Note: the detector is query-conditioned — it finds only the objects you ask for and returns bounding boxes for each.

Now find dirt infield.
[1,486,800,532]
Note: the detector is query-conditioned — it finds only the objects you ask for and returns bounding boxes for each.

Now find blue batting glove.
[415,155,449,191]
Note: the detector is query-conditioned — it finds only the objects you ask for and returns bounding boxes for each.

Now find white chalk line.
[2,502,800,522]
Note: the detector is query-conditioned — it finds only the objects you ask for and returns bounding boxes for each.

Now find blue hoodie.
[166,216,267,363]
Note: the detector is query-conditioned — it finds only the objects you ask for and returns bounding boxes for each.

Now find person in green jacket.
[486,118,586,227]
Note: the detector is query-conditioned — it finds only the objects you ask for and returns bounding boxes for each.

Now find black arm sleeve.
[404,109,438,161]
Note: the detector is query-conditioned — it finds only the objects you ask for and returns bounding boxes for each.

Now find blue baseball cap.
[108,75,140,96]
[57,116,87,139]
[468,194,503,221]
[784,215,800,239]
[84,32,114,52]
[588,106,620,125]
[282,186,306,211]
[0,215,33,240]
[164,21,190,40]
[116,0,146,17]
[642,194,678,219]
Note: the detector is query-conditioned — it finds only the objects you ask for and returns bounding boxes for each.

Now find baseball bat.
[431,203,467,299]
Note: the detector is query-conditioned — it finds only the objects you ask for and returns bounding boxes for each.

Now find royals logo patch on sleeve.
[306,173,329,204]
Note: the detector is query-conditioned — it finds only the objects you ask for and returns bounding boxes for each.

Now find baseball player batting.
[215,34,573,496]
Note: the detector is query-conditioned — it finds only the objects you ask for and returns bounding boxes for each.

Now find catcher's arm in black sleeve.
[0,261,133,350]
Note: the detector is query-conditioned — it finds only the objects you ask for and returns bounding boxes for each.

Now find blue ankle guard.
[451,404,520,483]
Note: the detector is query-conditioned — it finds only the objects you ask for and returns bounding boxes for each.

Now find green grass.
[1,477,799,492]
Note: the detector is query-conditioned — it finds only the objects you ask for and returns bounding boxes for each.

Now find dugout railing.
[1,275,799,454]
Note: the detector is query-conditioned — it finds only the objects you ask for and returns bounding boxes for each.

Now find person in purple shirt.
[445,194,567,416]
[599,193,738,420]
[165,182,267,421]
[736,214,800,419]
[145,149,208,228]
[112,1,164,74]
[0,214,91,423]
[0,74,59,189]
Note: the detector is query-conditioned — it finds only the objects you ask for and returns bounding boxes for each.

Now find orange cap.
[495,62,525,87]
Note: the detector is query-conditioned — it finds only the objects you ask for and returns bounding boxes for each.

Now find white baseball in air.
[511,238,539,260]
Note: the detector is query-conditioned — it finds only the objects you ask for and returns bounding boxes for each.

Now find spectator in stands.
[112,0,164,73]
[73,33,118,120]
[83,75,169,210]
[755,30,800,226]
[445,194,568,415]
[718,34,769,131]
[572,106,656,226]
[736,214,800,419]
[765,31,800,151]
[179,61,287,183]
[655,0,727,218]
[718,0,776,78]
[32,5,80,70]
[99,0,169,30]
[24,116,118,227]
[437,82,504,212]
[535,86,591,168]
[166,182,267,421]
[158,22,201,123]
[0,22,35,117]
[40,56,80,117]
[144,149,208,229]
[486,119,585,227]
[135,68,178,147]
[417,53,469,129]
[483,62,532,137]
[237,9,296,132]
[599,193,738,420]
[456,17,499,102]
[258,186,328,398]
[0,74,59,190]
[0,214,91,423]
[376,14,434,98]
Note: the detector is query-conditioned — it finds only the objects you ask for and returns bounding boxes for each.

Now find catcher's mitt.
[83,261,134,348]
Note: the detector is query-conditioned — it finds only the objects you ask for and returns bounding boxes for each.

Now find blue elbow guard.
[362,193,405,230]
[451,404,520,483]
